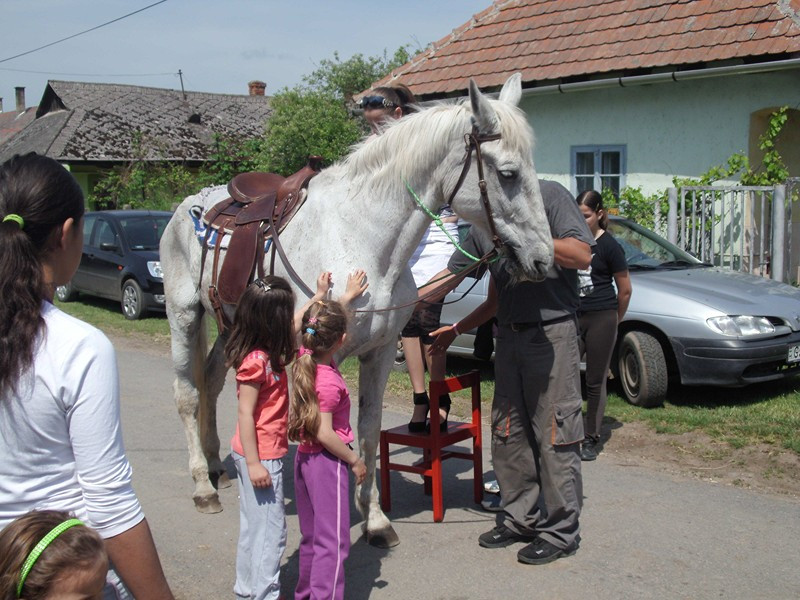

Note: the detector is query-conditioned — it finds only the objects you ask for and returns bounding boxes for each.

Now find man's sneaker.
[580,439,598,461]
[478,524,534,548]
[483,479,500,494]
[517,537,578,565]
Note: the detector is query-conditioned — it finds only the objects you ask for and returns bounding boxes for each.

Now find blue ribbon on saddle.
[189,205,271,252]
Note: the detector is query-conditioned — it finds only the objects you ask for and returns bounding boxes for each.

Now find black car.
[56,210,173,319]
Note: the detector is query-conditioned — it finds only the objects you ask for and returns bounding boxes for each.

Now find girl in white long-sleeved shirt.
[0,153,173,599]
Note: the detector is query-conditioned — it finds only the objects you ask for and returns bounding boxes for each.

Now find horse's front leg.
[356,342,400,548]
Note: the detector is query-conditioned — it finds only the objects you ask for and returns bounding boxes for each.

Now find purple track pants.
[294,449,350,600]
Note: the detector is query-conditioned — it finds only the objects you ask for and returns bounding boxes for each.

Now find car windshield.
[121,216,171,250]
[607,218,705,270]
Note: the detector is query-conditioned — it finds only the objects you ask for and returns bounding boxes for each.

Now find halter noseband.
[446,125,504,252]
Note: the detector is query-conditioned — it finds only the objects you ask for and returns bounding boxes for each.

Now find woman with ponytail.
[575,190,631,461]
[288,293,367,600]
[0,153,173,598]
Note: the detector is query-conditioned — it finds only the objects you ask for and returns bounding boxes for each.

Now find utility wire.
[0,66,175,77]
[0,0,169,64]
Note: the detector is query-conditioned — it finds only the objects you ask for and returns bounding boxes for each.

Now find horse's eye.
[499,170,517,180]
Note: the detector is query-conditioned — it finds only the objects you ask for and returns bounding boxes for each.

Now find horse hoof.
[211,471,232,490]
[193,494,223,514]
[366,526,400,548]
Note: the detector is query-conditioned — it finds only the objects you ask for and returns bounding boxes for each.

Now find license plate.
[788,345,800,363]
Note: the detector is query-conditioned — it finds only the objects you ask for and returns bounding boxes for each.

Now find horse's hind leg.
[356,343,400,548]
[170,305,223,513]
[200,334,232,489]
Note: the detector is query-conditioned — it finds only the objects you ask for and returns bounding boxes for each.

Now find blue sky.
[1,0,491,110]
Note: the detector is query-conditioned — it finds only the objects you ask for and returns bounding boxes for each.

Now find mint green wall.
[523,70,799,196]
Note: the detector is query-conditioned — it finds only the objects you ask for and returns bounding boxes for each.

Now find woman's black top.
[578,231,627,312]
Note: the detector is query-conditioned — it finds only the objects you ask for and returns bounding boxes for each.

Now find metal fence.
[665,184,793,282]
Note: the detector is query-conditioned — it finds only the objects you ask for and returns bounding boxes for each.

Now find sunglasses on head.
[359,96,396,110]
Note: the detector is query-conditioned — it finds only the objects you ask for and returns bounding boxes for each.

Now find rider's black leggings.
[578,309,618,442]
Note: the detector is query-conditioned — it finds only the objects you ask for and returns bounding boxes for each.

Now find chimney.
[15,87,25,112]
[248,80,266,96]
[0,98,3,113]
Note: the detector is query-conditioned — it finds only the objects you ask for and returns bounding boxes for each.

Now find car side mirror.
[99,242,119,252]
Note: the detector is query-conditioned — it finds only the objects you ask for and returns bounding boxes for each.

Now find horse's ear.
[498,73,522,106]
[469,78,500,133]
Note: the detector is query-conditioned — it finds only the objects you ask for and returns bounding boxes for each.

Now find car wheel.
[55,283,77,302]
[393,337,408,373]
[617,331,667,407]
[121,279,146,320]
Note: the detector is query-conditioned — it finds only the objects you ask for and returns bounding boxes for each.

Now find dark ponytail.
[576,189,608,230]
[0,153,85,395]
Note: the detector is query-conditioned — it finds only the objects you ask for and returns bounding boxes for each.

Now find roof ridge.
[778,0,800,28]
[46,79,264,100]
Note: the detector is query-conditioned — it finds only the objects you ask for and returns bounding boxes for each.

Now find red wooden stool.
[379,370,483,522]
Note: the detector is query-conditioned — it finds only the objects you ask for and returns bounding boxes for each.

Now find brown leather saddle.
[200,156,322,332]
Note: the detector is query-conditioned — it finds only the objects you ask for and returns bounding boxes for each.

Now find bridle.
[446,124,504,253]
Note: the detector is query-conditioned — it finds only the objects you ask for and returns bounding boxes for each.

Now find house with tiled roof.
[370,0,800,199]
[0,80,271,199]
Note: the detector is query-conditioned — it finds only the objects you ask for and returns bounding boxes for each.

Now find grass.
[56,295,171,342]
[604,379,800,454]
[56,297,800,455]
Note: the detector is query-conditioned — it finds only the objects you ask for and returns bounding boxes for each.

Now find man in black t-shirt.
[429,180,594,565]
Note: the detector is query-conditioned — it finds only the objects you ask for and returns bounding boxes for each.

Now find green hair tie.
[3,214,25,229]
[17,518,84,598]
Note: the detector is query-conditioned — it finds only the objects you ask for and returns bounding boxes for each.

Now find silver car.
[438,217,800,407]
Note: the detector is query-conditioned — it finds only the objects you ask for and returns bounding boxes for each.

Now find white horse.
[160,74,553,547]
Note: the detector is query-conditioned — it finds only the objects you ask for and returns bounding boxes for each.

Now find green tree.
[258,89,363,175]
[257,46,412,175]
[303,47,412,101]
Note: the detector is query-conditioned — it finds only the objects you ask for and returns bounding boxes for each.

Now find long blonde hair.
[288,300,348,443]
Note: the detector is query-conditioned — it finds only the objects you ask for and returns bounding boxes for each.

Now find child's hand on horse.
[315,271,332,298]
[341,269,369,305]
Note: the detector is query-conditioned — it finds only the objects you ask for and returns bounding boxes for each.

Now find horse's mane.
[320,98,534,201]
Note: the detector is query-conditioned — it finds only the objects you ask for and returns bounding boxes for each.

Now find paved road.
[115,338,800,599]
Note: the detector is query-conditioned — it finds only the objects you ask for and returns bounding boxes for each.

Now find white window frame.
[570,145,627,197]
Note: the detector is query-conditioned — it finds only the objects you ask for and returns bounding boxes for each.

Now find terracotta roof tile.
[367,0,800,97]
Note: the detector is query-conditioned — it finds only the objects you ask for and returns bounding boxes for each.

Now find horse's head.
[445,74,553,282]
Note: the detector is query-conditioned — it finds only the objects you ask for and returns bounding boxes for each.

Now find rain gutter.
[519,57,800,96]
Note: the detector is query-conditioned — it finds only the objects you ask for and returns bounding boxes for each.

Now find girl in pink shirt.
[288,300,367,600]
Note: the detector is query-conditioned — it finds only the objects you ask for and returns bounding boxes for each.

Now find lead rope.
[402,178,499,270]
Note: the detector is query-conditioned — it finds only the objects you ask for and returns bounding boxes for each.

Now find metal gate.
[665,184,793,282]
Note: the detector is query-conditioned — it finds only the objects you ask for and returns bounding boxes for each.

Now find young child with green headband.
[0,510,108,600]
